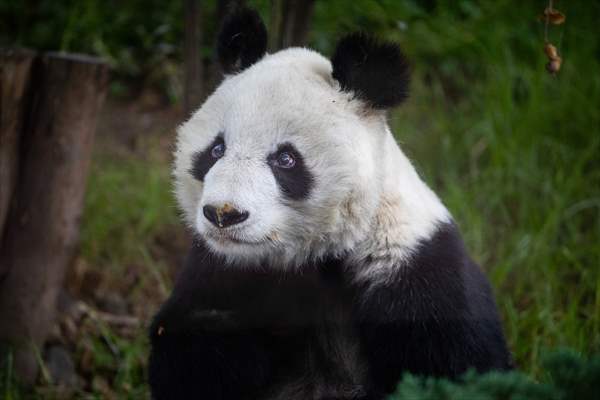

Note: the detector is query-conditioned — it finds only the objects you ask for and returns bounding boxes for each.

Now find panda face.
[174,49,383,266]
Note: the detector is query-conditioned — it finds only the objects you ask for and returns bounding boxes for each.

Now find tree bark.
[273,0,315,50]
[0,52,108,384]
[0,49,35,246]
[269,0,284,51]
[184,0,204,116]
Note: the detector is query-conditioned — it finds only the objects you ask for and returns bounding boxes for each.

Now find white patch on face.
[174,47,450,275]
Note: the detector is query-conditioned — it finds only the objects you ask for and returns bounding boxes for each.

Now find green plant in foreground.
[389,349,600,400]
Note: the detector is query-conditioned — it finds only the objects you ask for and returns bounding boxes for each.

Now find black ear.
[331,33,410,109]
[217,7,268,74]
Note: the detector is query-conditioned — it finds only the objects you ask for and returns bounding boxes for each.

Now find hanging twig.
[541,0,566,75]
[544,0,553,43]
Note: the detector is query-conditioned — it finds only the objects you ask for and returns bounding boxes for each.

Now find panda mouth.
[206,231,266,246]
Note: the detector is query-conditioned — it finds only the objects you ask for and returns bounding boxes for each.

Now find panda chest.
[251,274,367,399]
[204,266,356,331]
[203,267,368,395]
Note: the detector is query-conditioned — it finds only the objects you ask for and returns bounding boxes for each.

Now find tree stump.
[0,52,109,384]
[0,49,35,246]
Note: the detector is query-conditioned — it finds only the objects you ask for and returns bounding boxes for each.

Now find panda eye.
[275,151,296,169]
[210,142,225,159]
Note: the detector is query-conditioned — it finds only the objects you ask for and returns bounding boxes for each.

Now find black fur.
[217,7,268,74]
[355,222,513,393]
[190,135,224,181]
[148,222,512,399]
[148,241,358,400]
[267,143,314,201]
[331,32,410,109]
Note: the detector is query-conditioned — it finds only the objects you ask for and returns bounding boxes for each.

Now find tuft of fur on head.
[217,7,268,74]
[331,32,410,109]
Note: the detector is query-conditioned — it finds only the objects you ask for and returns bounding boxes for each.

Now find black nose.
[203,204,249,228]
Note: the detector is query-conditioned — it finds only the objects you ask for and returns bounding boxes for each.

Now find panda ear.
[331,33,410,109]
[217,7,268,74]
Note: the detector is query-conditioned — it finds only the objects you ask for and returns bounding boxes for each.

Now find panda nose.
[203,204,249,228]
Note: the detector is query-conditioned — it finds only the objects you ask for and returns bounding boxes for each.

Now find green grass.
[388,349,600,400]
[73,141,177,399]
[80,148,179,268]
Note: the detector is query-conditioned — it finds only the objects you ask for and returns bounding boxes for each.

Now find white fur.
[173,47,450,280]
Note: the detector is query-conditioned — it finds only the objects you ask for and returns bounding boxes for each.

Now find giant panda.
[148,7,512,400]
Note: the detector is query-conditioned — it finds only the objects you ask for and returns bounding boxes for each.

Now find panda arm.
[147,245,274,400]
[353,225,512,394]
[148,315,273,400]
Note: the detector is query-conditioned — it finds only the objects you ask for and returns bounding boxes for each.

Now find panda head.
[174,8,418,267]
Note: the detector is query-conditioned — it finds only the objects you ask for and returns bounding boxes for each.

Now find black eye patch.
[190,136,225,181]
[267,143,313,201]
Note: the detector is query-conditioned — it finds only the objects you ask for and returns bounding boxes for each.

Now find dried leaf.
[546,57,562,74]
[544,43,559,60]
[540,8,566,25]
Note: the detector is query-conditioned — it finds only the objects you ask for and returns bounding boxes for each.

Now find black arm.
[353,223,512,395]
[147,243,275,400]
